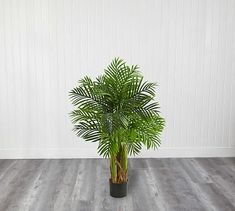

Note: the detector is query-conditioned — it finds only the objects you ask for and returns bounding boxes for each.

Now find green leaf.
[69,58,165,158]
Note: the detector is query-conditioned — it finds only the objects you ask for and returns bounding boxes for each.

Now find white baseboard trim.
[0,147,234,159]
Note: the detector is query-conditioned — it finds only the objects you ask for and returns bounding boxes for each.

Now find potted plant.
[69,58,165,198]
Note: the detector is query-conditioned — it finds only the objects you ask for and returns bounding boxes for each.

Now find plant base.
[109,179,127,198]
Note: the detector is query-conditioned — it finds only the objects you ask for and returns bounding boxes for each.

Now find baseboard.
[0,147,234,159]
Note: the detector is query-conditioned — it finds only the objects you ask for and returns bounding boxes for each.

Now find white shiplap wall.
[0,0,235,158]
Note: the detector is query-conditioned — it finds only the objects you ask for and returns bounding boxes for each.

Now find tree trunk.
[110,143,128,183]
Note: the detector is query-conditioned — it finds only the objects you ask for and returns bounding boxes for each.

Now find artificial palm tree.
[69,58,165,197]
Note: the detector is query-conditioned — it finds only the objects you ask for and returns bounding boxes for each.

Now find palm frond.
[69,58,165,158]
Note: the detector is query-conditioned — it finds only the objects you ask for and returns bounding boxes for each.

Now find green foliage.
[69,58,165,158]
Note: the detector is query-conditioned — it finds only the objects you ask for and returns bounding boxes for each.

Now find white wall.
[0,0,235,158]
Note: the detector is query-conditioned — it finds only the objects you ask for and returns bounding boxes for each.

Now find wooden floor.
[0,158,234,211]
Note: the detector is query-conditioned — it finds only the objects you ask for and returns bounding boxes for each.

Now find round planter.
[109,179,127,198]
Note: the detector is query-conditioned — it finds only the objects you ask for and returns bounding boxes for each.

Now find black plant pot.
[109,179,127,198]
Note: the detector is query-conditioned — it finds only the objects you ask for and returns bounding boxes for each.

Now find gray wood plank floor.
[0,158,234,211]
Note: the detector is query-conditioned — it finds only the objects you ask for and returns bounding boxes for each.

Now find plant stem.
[110,143,128,183]
[110,155,117,183]
[120,143,128,176]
